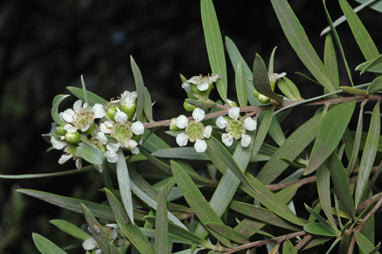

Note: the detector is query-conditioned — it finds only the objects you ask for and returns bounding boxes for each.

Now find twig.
[294,234,312,251]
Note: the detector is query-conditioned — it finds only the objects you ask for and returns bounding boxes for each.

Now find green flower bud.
[56,126,66,136]
[183,101,196,112]
[169,118,179,131]
[120,104,136,119]
[106,106,118,121]
[253,89,270,104]
[65,131,81,144]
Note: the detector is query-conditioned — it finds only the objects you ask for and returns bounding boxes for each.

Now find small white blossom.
[228,107,240,120]
[115,110,128,123]
[216,116,228,129]
[132,121,144,135]
[222,133,233,147]
[176,115,189,129]
[241,134,252,147]
[100,121,114,134]
[244,117,257,131]
[269,72,287,83]
[204,125,212,138]
[194,139,207,153]
[183,74,220,92]
[192,108,205,122]
[120,91,137,107]
[176,133,189,147]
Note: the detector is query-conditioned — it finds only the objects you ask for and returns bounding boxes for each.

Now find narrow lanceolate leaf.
[305,101,356,175]
[0,165,95,179]
[206,223,249,244]
[316,164,337,229]
[50,219,90,240]
[327,154,355,219]
[143,87,153,121]
[155,187,170,254]
[201,0,227,102]
[277,77,302,101]
[303,222,337,237]
[339,0,380,61]
[66,86,108,105]
[32,233,67,254]
[354,231,381,254]
[235,59,247,107]
[225,36,260,106]
[253,54,283,104]
[253,108,274,156]
[104,188,155,254]
[355,102,380,207]
[282,239,297,254]
[170,160,231,247]
[116,150,134,224]
[81,204,115,254]
[51,94,70,126]
[268,116,286,146]
[270,0,336,92]
[257,112,321,184]
[324,34,339,88]
[304,204,337,235]
[268,46,278,75]
[130,56,145,121]
[368,76,382,95]
[76,142,105,165]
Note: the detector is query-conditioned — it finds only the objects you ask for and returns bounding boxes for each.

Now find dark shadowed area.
[0,0,381,253]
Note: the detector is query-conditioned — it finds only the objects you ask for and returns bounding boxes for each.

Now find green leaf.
[282,239,296,254]
[253,54,283,104]
[305,101,356,175]
[32,233,67,254]
[66,86,108,105]
[130,56,145,121]
[51,94,70,126]
[316,164,337,229]
[235,59,247,107]
[81,203,117,253]
[155,187,170,254]
[303,222,337,237]
[170,160,231,247]
[206,223,249,244]
[355,102,380,207]
[76,142,105,165]
[0,165,96,179]
[357,54,382,75]
[355,0,382,13]
[143,87,153,122]
[327,154,355,219]
[104,188,155,254]
[304,204,337,235]
[270,0,336,92]
[225,36,260,106]
[116,150,134,224]
[268,46,278,75]
[141,129,170,152]
[253,109,274,157]
[323,34,339,89]
[268,116,286,146]
[201,0,227,102]
[50,219,90,240]
[234,219,273,238]
[277,77,302,101]
[257,112,321,184]
[230,201,300,231]
[355,231,381,254]
[339,0,380,61]
[368,76,382,95]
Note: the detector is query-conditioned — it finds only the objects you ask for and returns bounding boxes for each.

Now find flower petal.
[181,82,191,92]
[60,109,74,123]
[210,74,220,82]
[194,139,207,153]
[197,82,209,91]
[131,147,140,155]
[192,108,205,122]
[216,116,228,129]
[121,91,137,106]
[241,134,252,147]
[176,115,188,129]
[115,110,128,123]
[105,150,118,163]
[187,76,200,84]
[92,104,106,119]
[107,143,120,152]
[75,158,82,169]
[97,132,107,145]
[132,121,144,135]
[58,154,73,164]
[222,133,233,147]
[244,117,257,131]
[126,139,138,149]
[64,124,77,133]
[73,100,83,113]
[228,107,240,120]
[203,125,212,138]
[82,237,97,251]
[51,136,67,150]
[176,133,188,147]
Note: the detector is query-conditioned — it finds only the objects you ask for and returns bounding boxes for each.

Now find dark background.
[0,0,381,253]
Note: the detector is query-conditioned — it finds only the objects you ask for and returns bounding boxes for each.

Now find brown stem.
[294,234,312,251]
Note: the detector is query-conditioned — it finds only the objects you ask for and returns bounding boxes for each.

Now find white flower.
[194,139,207,153]
[100,121,114,134]
[269,72,287,83]
[50,136,66,150]
[185,74,220,92]
[176,115,189,129]
[132,121,144,135]
[115,110,128,123]
[244,117,257,131]
[222,133,233,147]
[204,125,212,138]
[176,133,189,147]
[241,134,252,147]
[216,116,228,129]
[192,108,205,122]
[228,107,240,120]
[83,237,97,251]
[120,91,137,107]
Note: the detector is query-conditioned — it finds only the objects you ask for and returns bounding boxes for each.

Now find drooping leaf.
[76,142,105,165]
[339,0,380,61]
[235,59,247,107]
[354,231,381,254]
[253,54,283,104]
[206,223,249,244]
[32,233,68,254]
[303,222,337,237]
[50,219,90,240]
[355,102,380,207]
[316,164,337,228]
[143,87,153,122]
[116,150,134,224]
[130,56,145,121]
[66,86,108,105]
[51,94,70,126]
[305,101,356,175]
[201,0,227,102]
[270,0,336,92]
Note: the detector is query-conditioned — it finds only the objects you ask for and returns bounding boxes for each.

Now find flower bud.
[56,126,66,136]
[169,118,179,131]
[253,89,270,104]
[65,131,81,144]
[106,106,118,121]
[120,104,136,119]
[183,101,196,112]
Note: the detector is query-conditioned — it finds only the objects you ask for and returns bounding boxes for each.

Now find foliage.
[2,0,382,253]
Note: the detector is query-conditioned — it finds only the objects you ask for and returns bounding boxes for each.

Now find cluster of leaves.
[2,0,382,253]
